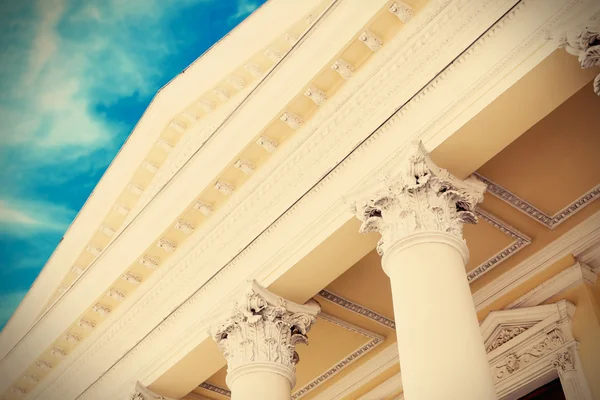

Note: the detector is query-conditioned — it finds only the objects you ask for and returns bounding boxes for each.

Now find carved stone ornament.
[359,30,383,52]
[304,86,328,105]
[256,136,279,153]
[156,238,176,252]
[194,200,214,216]
[494,329,565,382]
[130,382,169,400]
[557,16,600,95]
[553,348,576,372]
[389,2,414,23]
[174,219,195,234]
[280,111,303,129]
[331,59,354,80]
[487,326,529,352]
[122,272,142,285]
[234,159,256,175]
[215,180,235,196]
[349,141,486,256]
[210,281,320,374]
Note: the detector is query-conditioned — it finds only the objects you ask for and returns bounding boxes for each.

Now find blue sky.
[0,0,266,330]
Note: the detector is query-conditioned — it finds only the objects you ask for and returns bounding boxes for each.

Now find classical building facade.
[1,0,599,399]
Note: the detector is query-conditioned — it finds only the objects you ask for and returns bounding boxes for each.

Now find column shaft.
[384,233,496,400]
[350,141,497,400]
[228,364,293,400]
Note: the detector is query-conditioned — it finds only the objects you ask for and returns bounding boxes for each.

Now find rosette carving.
[210,281,320,373]
[350,141,486,255]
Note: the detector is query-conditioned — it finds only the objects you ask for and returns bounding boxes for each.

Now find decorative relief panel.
[494,328,564,381]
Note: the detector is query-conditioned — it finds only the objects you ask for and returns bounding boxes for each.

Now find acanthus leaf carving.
[350,141,486,255]
[210,281,320,374]
[557,16,600,95]
[486,326,529,353]
[494,329,564,382]
[552,348,575,373]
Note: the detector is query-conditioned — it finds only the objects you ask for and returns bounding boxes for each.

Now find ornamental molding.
[474,210,600,311]
[317,290,396,329]
[468,208,532,282]
[291,313,384,398]
[14,0,591,398]
[311,342,399,400]
[506,261,598,309]
[198,382,230,397]
[209,281,320,379]
[349,140,486,257]
[474,173,600,230]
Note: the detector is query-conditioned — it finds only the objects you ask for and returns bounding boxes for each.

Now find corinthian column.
[210,281,320,400]
[350,141,496,400]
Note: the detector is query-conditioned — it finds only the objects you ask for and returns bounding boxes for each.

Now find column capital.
[210,281,320,386]
[556,15,600,95]
[129,382,172,400]
[350,141,486,257]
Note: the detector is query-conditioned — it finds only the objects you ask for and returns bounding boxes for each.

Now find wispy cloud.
[0,198,75,235]
[228,0,262,23]
[0,0,266,330]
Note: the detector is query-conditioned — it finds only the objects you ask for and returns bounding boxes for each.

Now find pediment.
[480,300,575,354]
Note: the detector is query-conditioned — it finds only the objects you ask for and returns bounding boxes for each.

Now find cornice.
[9,0,588,399]
[506,261,598,309]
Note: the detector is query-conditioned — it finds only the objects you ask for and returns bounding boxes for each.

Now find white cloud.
[0,199,74,235]
[0,0,201,165]
[228,0,262,23]
[24,0,67,85]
